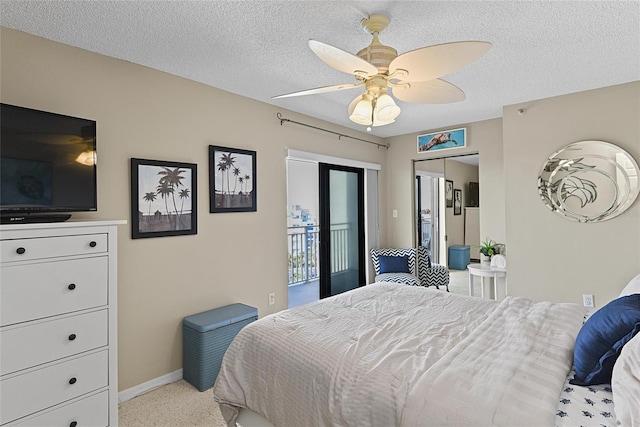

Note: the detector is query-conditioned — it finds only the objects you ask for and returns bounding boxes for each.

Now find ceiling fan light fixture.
[372,117,395,127]
[349,93,374,125]
[372,109,396,126]
[374,92,401,122]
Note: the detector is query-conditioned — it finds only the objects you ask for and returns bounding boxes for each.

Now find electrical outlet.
[582,294,594,308]
[268,293,275,306]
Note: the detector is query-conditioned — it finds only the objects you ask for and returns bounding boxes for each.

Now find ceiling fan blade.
[392,79,465,104]
[309,40,379,77]
[272,82,363,99]
[389,41,491,82]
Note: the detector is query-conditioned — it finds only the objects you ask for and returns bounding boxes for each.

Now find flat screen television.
[0,103,97,224]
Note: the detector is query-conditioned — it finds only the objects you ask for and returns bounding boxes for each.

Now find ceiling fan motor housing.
[357,41,397,73]
[357,14,397,73]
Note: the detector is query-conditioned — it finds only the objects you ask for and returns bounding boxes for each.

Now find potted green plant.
[479,238,496,265]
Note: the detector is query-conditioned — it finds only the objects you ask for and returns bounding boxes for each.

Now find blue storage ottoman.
[183,303,258,391]
[448,245,471,270]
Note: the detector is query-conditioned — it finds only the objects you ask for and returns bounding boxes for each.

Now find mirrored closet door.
[414,154,479,266]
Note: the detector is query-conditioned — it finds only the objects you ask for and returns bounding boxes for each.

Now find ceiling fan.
[273,14,491,128]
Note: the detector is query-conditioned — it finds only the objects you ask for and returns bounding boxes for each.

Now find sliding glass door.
[318,163,365,299]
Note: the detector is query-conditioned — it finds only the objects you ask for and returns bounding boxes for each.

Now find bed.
[213,279,640,426]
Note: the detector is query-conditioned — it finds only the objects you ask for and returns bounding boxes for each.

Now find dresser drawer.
[0,233,107,262]
[1,257,108,326]
[1,310,108,376]
[0,350,108,425]
[13,390,109,427]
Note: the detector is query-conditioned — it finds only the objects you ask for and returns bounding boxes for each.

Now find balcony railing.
[329,224,350,274]
[287,223,352,286]
[288,225,319,285]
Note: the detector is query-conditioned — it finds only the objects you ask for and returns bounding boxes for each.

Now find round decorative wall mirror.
[538,140,640,222]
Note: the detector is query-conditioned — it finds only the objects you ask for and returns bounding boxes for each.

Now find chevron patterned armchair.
[370,246,450,291]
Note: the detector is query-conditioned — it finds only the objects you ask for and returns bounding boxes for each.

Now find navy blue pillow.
[378,255,410,274]
[571,294,640,386]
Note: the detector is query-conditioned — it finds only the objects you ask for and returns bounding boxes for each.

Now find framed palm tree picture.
[130,158,197,238]
[209,145,257,213]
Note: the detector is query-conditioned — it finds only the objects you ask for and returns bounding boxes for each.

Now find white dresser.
[0,220,124,426]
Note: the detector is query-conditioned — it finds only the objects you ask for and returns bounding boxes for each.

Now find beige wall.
[0,28,387,390]
[478,119,506,247]
[503,81,640,307]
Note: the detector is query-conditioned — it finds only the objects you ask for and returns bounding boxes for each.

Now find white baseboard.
[118,369,183,403]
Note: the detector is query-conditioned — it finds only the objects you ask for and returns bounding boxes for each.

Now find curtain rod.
[276,112,389,149]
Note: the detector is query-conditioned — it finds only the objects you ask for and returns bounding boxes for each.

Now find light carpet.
[119,380,225,427]
[119,269,472,426]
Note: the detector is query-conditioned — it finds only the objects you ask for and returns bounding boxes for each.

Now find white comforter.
[213,283,584,426]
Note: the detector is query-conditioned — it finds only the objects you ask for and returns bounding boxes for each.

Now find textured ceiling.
[1,1,639,138]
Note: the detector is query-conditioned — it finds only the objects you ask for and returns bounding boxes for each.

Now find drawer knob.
[68,377,77,385]
[68,334,77,341]
[16,247,26,255]
[70,422,78,427]
[68,284,76,290]
[89,241,97,248]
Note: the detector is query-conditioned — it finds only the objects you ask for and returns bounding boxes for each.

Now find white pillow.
[619,273,640,298]
[612,331,640,426]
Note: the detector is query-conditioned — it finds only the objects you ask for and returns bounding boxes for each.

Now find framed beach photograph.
[453,188,462,215]
[130,158,197,239]
[445,180,454,208]
[417,127,466,153]
[209,145,257,213]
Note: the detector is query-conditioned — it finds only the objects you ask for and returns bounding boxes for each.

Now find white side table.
[468,263,507,300]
